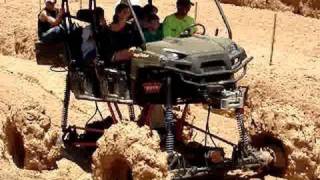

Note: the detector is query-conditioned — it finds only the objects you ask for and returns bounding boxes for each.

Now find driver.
[38,0,65,43]
[163,0,195,38]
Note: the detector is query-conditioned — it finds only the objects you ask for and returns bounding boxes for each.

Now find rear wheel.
[92,121,169,180]
[4,101,60,170]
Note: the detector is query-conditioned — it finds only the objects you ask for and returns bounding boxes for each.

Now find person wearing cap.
[163,0,195,38]
[38,0,65,43]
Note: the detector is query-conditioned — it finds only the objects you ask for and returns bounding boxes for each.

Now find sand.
[92,121,168,180]
[3,100,61,170]
[0,0,319,179]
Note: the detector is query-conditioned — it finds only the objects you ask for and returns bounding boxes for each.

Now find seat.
[76,9,95,23]
[35,41,67,67]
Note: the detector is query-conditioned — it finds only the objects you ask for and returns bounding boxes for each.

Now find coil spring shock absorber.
[128,104,135,121]
[61,73,71,131]
[165,107,174,154]
[165,76,175,156]
[235,108,250,152]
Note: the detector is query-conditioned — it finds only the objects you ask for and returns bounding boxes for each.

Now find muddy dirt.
[0,1,37,59]
[3,100,61,170]
[248,106,319,179]
[92,121,168,180]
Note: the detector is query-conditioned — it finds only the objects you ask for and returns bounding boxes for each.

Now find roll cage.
[61,0,233,51]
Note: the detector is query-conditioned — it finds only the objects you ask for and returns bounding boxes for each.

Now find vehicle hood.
[146,36,234,56]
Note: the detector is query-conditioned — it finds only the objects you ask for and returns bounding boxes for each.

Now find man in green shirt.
[163,0,195,38]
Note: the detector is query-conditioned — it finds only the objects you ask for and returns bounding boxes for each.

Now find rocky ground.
[221,0,320,18]
[0,0,319,179]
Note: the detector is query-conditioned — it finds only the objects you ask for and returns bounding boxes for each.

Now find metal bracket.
[220,89,244,109]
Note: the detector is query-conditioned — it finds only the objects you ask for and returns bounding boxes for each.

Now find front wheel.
[92,121,169,180]
[250,133,288,177]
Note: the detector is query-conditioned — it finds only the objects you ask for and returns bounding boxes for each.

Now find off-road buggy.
[35,0,287,179]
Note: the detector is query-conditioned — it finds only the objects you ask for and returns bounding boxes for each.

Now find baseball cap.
[177,0,194,6]
[46,0,56,3]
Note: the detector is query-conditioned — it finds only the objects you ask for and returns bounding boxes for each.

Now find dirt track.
[0,0,320,179]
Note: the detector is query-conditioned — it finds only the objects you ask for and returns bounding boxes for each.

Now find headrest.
[76,9,94,23]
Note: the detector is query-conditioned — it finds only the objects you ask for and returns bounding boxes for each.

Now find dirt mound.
[247,93,320,180]
[0,103,7,159]
[2,100,61,170]
[221,0,320,18]
[92,121,168,180]
[12,27,37,60]
[0,1,37,59]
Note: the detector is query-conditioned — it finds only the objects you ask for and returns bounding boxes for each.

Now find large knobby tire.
[92,121,169,180]
[250,133,288,177]
[4,101,61,170]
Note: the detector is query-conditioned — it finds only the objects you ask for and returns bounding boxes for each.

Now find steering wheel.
[180,23,206,37]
